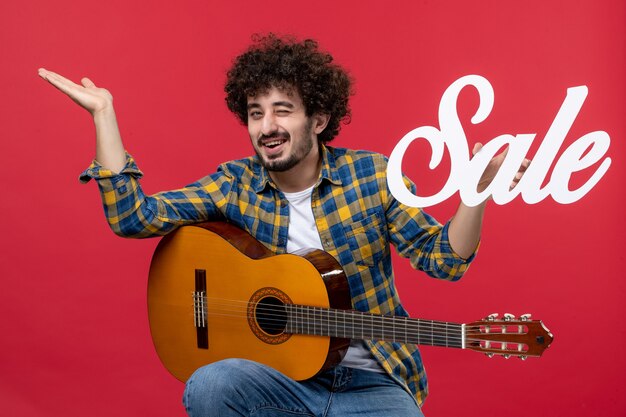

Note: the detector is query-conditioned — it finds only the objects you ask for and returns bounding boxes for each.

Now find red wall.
[2,0,624,415]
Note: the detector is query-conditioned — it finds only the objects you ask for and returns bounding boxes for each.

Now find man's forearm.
[93,106,126,173]
[448,201,486,259]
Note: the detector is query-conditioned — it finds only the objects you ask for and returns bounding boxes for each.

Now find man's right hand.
[38,68,127,172]
[38,68,114,117]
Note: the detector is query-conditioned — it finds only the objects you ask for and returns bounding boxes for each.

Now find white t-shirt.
[283,186,384,373]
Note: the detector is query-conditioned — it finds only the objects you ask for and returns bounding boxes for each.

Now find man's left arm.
[448,143,530,259]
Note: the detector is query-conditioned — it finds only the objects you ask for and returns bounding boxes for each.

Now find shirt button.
[278,238,286,246]
[324,239,331,247]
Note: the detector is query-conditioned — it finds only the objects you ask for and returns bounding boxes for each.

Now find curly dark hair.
[225,33,353,143]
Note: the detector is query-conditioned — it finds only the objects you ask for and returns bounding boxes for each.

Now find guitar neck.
[285,305,464,349]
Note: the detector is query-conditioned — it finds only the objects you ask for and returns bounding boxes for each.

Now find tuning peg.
[503,313,514,321]
[485,313,498,321]
[520,313,532,321]
[519,356,528,361]
[485,353,495,358]
[503,354,511,359]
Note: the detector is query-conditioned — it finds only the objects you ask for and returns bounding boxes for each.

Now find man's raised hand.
[38,68,113,116]
[472,142,531,193]
[38,68,126,172]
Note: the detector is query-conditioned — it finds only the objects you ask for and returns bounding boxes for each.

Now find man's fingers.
[38,69,80,94]
[40,72,73,94]
[516,158,531,175]
[39,69,102,95]
[39,68,78,87]
[508,158,531,190]
[39,69,100,103]
[472,143,510,160]
[81,77,96,88]
[472,142,483,156]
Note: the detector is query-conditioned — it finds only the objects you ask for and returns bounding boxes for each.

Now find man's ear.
[312,113,330,134]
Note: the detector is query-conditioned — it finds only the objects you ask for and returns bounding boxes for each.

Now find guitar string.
[196,296,523,333]
[190,301,525,346]
[198,299,470,335]
[191,309,526,348]
[194,298,516,334]
[201,309,514,335]
[194,302,525,344]
[197,295,483,331]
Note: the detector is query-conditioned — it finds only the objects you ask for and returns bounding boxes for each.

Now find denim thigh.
[183,359,423,417]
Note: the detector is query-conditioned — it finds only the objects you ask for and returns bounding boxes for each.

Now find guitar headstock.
[465,313,554,360]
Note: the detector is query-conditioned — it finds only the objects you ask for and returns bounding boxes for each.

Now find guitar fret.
[404,317,408,344]
[304,306,308,335]
[325,307,330,337]
[286,305,291,333]
[416,320,421,345]
[318,307,323,336]
[430,320,435,346]
[326,310,337,336]
[315,307,319,336]
[350,308,356,339]
[325,307,330,336]
[285,305,464,350]
[327,307,332,337]
[360,313,366,338]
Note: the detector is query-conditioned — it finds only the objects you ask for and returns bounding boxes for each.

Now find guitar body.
[148,222,351,382]
[148,222,554,382]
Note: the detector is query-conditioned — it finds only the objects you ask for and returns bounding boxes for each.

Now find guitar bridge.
[194,269,208,349]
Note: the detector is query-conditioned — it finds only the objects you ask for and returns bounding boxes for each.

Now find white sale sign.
[387,75,612,207]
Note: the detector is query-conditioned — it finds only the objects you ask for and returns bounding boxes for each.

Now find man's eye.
[249,111,262,118]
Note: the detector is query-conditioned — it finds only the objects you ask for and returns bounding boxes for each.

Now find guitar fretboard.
[285,305,464,348]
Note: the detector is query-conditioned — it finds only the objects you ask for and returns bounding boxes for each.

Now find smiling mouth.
[263,139,287,148]
[259,133,290,150]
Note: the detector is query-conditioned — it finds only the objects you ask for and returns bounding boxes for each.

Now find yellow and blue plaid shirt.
[80,145,475,406]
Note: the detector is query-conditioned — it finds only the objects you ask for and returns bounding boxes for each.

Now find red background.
[2,0,624,415]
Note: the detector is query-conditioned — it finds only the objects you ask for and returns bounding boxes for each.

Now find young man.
[39,34,527,417]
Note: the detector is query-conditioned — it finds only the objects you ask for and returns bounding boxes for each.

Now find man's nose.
[260,114,278,136]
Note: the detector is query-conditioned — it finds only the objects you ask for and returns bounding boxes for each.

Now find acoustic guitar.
[148,222,553,382]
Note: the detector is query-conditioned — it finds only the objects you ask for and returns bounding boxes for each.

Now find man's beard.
[255,119,315,172]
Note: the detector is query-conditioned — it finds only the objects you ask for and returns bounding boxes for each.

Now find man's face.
[247,87,317,172]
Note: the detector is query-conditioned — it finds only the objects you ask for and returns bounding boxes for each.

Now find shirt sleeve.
[385,173,478,281]
[79,153,231,238]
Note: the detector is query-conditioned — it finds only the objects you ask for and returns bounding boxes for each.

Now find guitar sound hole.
[256,296,287,335]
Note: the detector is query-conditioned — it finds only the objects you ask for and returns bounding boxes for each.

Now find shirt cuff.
[78,152,143,184]
[438,220,479,265]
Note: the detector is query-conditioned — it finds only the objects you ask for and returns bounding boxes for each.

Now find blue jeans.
[183,359,425,417]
